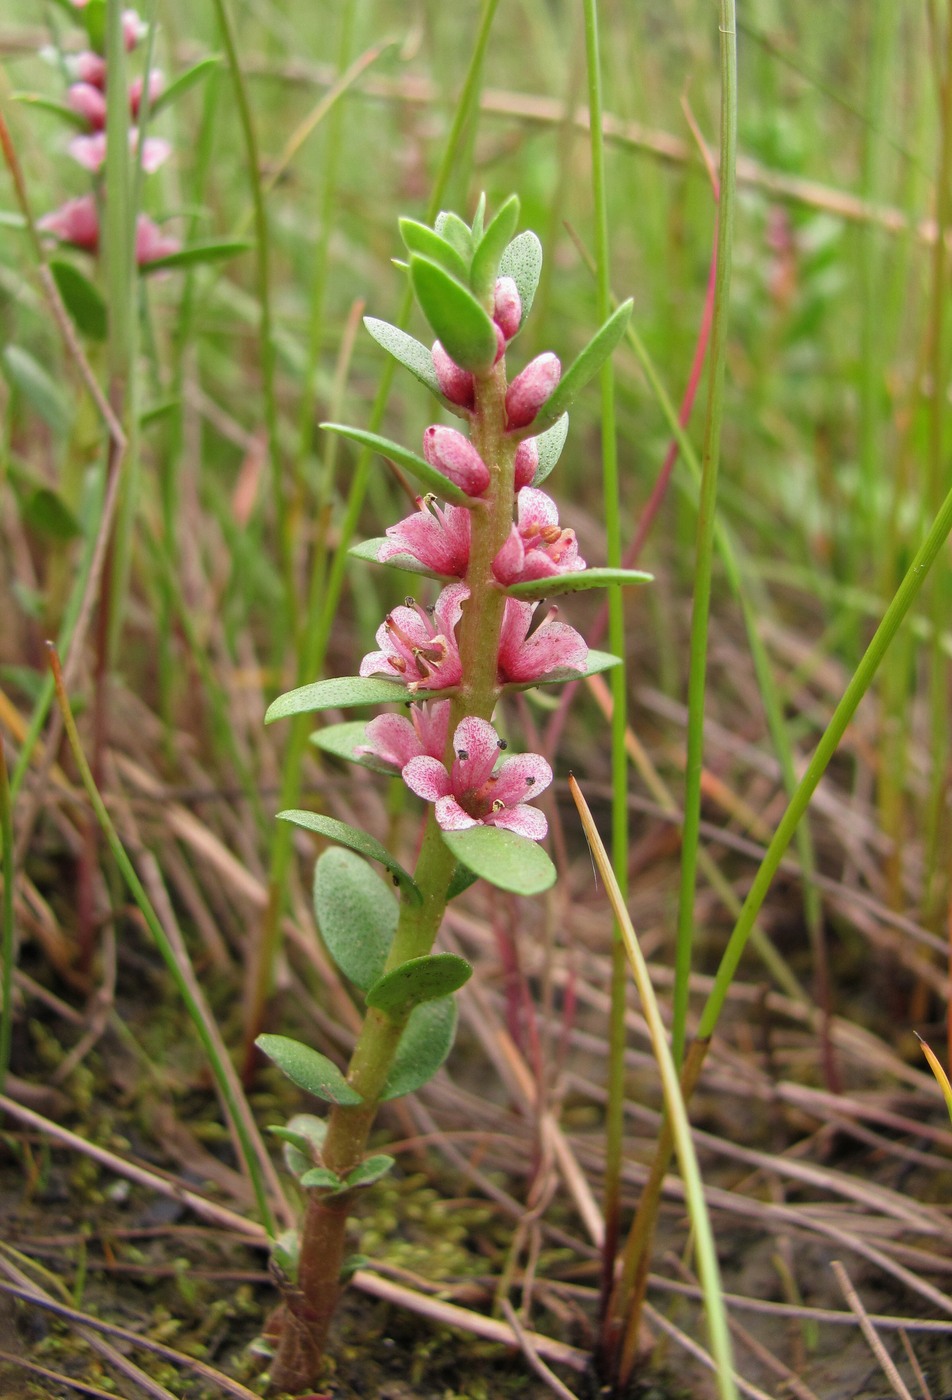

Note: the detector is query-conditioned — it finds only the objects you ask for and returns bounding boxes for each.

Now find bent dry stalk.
[259,197,646,1393]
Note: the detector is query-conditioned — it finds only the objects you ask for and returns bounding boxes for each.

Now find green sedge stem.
[0,740,14,1096]
[672,0,737,1068]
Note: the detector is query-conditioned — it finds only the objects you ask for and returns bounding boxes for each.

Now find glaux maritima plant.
[259,195,644,1392]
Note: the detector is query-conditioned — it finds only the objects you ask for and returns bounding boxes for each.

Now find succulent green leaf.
[531,414,570,485]
[299,1166,344,1190]
[409,256,498,373]
[435,211,473,260]
[22,488,83,543]
[256,1034,362,1105]
[363,318,448,404]
[266,675,425,723]
[446,864,479,901]
[498,230,543,327]
[310,720,397,776]
[344,1154,395,1189]
[470,193,487,243]
[381,998,458,1101]
[365,953,472,1017]
[399,218,470,283]
[314,847,397,989]
[441,826,556,894]
[504,567,653,601]
[1,345,71,438]
[140,239,252,273]
[321,422,473,505]
[271,1113,328,1177]
[501,647,622,693]
[348,537,444,579]
[470,195,520,301]
[278,810,421,905]
[13,93,88,130]
[536,299,633,425]
[50,259,107,341]
[151,56,221,116]
[271,1230,300,1282]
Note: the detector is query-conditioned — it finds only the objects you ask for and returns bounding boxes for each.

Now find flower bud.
[68,82,107,130]
[123,8,148,50]
[72,51,107,88]
[432,341,475,410]
[492,322,507,365]
[493,277,522,341]
[423,426,490,497]
[514,438,539,489]
[129,72,164,118]
[505,353,561,431]
[39,195,100,251]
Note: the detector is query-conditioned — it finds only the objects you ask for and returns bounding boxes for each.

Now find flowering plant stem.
[268,353,517,1395]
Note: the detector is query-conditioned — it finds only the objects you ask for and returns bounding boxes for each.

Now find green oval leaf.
[348,537,444,579]
[1,345,71,438]
[311,720,397,776]
[503,566,653,601]
[23,487,83,542]
[51,259,107,341]
[151,56,221,117]
[498,230,543,328]
[535,299,633,426]
[399,218,470,283]
[266,675,421,722]
[345,1153,395,1189]
[278,810,421,905]
[531,414,569,485]
[271,1113,327,1178]
[365,953,472,1017]
[299,1166,344,1190]
[446,864,479,901]
[140,239,252,273]
[363,318,451,406]
[434,211,473,260]
[314,848,397,989]
[409,255,498,373]
[256,1034,362,1105]
[321,422,473,505]
[470,194,520,302]
[381,998,458,1101]
[440,826,556,895]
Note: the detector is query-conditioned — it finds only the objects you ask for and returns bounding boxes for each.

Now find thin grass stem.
[0,739,14,1096]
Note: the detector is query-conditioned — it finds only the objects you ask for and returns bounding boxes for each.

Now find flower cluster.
[38,3,179,266]
[357,257,591,842]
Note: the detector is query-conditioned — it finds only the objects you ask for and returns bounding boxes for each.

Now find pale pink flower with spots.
[496,598,587,685]
[358,701,451,772]
[378,497,471,577]
[403,716,551,840]
[492,488,585,586]
[359,583,467,692]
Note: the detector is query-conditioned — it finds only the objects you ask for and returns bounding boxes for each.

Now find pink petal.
[491,526,526,586]
[434,796,478,831]
[488,752,552,806]
[487,805,548,840]
[69,132,106,171]
[403,755,452,803]
[450,716,503,792]
[517,488,559,530]
[497,600,587,684]
[360,713,422,769]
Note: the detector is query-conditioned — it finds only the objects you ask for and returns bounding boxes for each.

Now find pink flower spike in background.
[358,701,451,772]
[135,215,180,265]
[492,487,586,585]
[68,82,107,130]
[359,583,467,692]
[497,598,588,685]
[39,194,99,250]
[68,130,171,175]
[403,716,552,840]
[379,497,471,577]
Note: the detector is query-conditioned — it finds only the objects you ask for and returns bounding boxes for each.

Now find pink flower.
[497,599,587,685]
[135,215,180,264]
[432,341,474,410]
[359,583,467,692]
[71,52,107,88]
[358,700,451,771]
[505,353,560,430]
[514,438,538,489]
[492,488,586,586]
[403,716,552,840]
[422,426,490,497]
[379,496,471,577]
[123,9,147,49]
[39,195,99,251]
[69,130,171,174]
[493,277,521,340]
[129,71,164,118]
[68,81,107,130]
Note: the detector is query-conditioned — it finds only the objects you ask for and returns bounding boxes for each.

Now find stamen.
[491,798,506,813]
[497,738,508,750]
[456,749,469,760]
